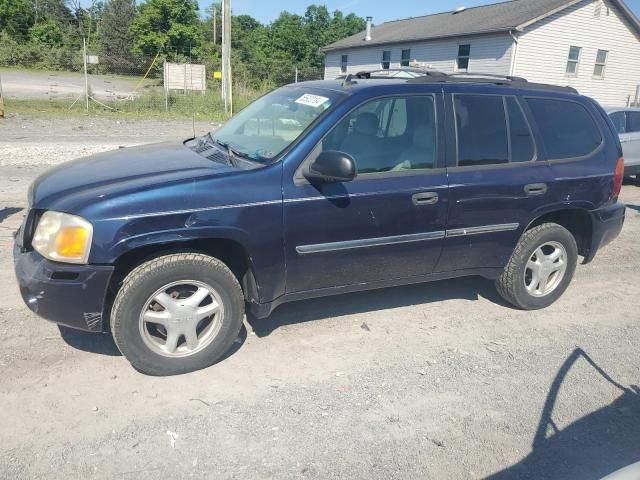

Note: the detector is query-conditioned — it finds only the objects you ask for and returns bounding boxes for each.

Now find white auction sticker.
[295,94,329,108]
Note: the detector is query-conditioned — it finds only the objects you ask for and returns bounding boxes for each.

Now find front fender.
[105,225,252,263]
[88,200,286,303]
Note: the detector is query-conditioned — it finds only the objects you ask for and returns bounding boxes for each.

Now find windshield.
[211,86,344,163]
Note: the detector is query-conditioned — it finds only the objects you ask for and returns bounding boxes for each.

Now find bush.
[0,32,82,70]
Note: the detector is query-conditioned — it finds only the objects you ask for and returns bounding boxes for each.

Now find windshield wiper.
[211,136,266,164]
[208,136,237,167]
[227,149,268,164]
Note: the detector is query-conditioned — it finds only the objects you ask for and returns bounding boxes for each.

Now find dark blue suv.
[14,71,626,375]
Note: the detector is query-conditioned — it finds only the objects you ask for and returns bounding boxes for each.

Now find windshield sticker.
[295,94,329,108]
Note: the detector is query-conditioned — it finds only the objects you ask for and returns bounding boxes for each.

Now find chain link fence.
[0,50,324,118]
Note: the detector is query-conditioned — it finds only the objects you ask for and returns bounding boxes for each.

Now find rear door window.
[628,112,640,133]
[526,98,602,159]
[454,95,508,166]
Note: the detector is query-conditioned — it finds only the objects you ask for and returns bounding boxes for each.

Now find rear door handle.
[524,183,547,196]
[412,192,439,206]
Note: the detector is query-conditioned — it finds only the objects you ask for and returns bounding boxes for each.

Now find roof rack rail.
[336,67,578,94]
[407,72,578,93]
[341,73,358,86]
[353,67,447,79]
[449,72,528,83]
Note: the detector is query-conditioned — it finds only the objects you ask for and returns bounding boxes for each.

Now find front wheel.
[111,253,245,376]
[495,223,578,310]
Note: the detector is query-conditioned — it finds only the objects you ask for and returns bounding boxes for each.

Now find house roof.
[322,0,640,52]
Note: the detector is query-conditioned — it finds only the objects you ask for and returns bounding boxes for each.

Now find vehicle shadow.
[626,204,640,214]
[0,207,23,223]
[486,348,640,480]
[58,326,122,356]
[58,323,249,361]
[247,276,510,337]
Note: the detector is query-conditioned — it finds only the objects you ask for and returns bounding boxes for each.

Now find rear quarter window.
[526,98,602,159]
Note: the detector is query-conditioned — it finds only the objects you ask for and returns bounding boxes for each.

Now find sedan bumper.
[13,245,114,332]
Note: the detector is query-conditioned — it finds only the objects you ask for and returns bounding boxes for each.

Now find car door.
[437,87,553,272]
[624,111,640,170]
[609,110,632,159]
[282,93,449,293]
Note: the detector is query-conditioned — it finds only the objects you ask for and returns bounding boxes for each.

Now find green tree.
[73,0,105,45]
[0,0,34,39]
[270,12,308,64]
[35,0,74,24]
[30,19,64,46]
[100,0,136,58]
[131,0,200,56]
[327,11,366,45]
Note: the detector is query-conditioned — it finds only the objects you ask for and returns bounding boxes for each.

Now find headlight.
[31,211,93,264]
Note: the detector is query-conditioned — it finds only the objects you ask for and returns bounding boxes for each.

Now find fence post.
[164,61,169,112]
[83,37,89,113]
[635,85,639,107]
[295,66,298,83]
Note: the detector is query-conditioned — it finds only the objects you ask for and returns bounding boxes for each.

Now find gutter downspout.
[509,30,519,77]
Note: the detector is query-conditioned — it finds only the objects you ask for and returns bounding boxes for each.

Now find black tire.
[495,223,578,310]
[111,253,244,376]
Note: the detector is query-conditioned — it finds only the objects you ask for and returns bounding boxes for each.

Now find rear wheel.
[496,223,578,310]
[111,253,244,376]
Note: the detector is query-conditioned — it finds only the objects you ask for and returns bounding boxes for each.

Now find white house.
[322,0,640,106]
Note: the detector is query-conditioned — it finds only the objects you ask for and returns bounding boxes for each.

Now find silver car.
[606,107,640,178]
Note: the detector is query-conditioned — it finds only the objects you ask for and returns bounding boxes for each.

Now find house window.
[566,46,582,76]
[457,44,470,72]
[401,49,411,67]
[593,49,608,78]
[382,51,391,69]
[340,55,348,74]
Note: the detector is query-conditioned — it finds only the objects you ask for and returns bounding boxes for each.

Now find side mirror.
[304,151,357,184]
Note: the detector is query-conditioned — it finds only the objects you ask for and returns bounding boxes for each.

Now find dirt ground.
[1,115,640,480]
[0,70,145,101]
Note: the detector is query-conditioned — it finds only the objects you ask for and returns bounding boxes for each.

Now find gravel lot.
[1,115,640,480]
[0,70,142,101]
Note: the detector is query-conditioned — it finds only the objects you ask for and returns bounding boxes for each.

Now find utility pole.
[221,0,232,115]
[220,2,225,103]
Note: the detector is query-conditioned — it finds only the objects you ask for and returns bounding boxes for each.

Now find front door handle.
[412,192,439,206]
[524,183,548,196]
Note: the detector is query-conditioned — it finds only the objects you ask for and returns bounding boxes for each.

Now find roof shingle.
[322,0,640,51]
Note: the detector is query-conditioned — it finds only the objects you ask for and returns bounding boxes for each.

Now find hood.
[30,141,237,212]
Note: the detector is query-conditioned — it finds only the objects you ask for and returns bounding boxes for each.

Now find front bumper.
[13,245,114,332]
[583,202,626,263]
